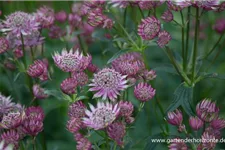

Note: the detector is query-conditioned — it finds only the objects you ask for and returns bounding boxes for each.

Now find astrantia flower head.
[87,9,105,27]
[83,102,120,130]
[55,10,67,23]
[201,131,217,149]
[32,84,48,99]
[168,138,188,150]
[112,52,145,77]
[138,17,161,40]
[68,14,82,27]
[107,122,126,146]
[167,1,188,11]
[196,99,219,122]
[1,130,20,150]
[142,69,157,81]
[161,10,173,22]
[25,106,44,121]
[68,101,86,119]
[67,118,84,133]
[35,6,55,28]
[0,37,9,54]
[189,116,204,131]
[53,49,90,72]
[2,11,39,37]
[213,18,225,34]
[87,63,98,73]
[134,82,156,102]
[157,31,172,48]
[27,60,46,78]
[84,0,105,8]
[205,126,221,139]
[13,48,23,58]
[166,109,183,126]
[22,119,43,136]
[76,136,92,150]
[138,0,165,10]
[0,106,25,129]
[0,93,20,117]
[118,101,134,117]
[60,78,77,95]
[110,0,130,8]
[72,72,89,87]
[216,2,225,12]
[48,25,66,39]
[103,18,114,29]
[210,118,225,130]
[89,68,128,101]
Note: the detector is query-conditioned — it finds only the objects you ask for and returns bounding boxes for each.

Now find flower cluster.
[0,93,45,149]
[167,99,224,150]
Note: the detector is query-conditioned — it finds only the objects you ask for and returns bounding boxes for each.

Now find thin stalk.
[113,142,117,150]
[30,47,35,61]
[123,7,127,28]
[185,7,191,72]
[138,5,145,18]
[165,46,191,85]
[204,32,225,59]
[20,33,27,68]
[180,11,185,71]
[77,33,87,54]
[41,43,44,57]
[153,8,156,17]
[191,8,200,84]
[32,137,36,150]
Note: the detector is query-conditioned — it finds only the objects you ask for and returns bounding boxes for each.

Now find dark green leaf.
[166,83,195,116]
[152,65,178,75]
[13,72,21,82]
[107,48,131,64]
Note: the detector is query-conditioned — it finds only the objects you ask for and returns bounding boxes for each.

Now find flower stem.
[191,8,200,84]
[138,5,145,18]
[180,11,185,72]
[32,136,36,150]
[20,33,27,68]
[185,7,191,72]
[204,32,225,59]
[30,47,34,61]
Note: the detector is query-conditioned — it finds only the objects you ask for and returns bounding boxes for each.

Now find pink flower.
[201,131,217,149]
[134,82,155,102]
[87,9,105,27]
[0,37,9,54]
[118,101,134,117]
[68,13,82,27]
[161,10,173,22]
[60,78,77,95]
[55,11,67,23]
[27,60,47,78]
[67,117,84,133]
[157,30,172,48]
[142,70,157,81]
[32,84,48,99]
[107,122,126,146]
[53,49,90,72]
[196,99,219,122]
[168,138,188,150]
[138,17,161,40]
[166,109,183,126]
[1,130,20,149]
[76,136,92,150]
[89,68,128,101]
[68,101,86,119]
[72,72,89,87]
[13,48,23,58]
[35,6,55,28]
[213,18,225,34]
[83,102,120,130]
[48,25,66,39]
[210,118,225,130]
[189,116,204,131]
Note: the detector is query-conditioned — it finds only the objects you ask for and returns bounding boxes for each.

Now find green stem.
[180,11,185,71]
[138,5,145,18]
[30,47,34,61]
[20,33,27,68]
[32,137,36,150]
[191,8,200,84]
[113,142,117,150]
[165,47,191,85]
[123,7,127,28]
[204,32,225,59]
[77,33,87,55]
[185,7,191,72]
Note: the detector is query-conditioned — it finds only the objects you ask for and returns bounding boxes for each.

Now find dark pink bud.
[32,84,48,99]
[189,116,204,131]
[55,11,67,23]
[166,109,183,126]
[13,48,23,58]
[60,78,77,95]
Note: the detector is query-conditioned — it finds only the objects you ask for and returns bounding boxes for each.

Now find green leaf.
[107,48,131,64]
[44,90,64,100]
[166,83,195,116]
[13,72,21,82]
[199,72,225,80]
[144,133,164,150]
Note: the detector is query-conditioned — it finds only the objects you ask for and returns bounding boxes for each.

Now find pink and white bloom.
[166,109,183,126]
[89,68,128,101]
[138,17,161,40]
[134,82,156,102]
[53,49,91,72]
[83,102,120,130]
[189,116,204,131]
